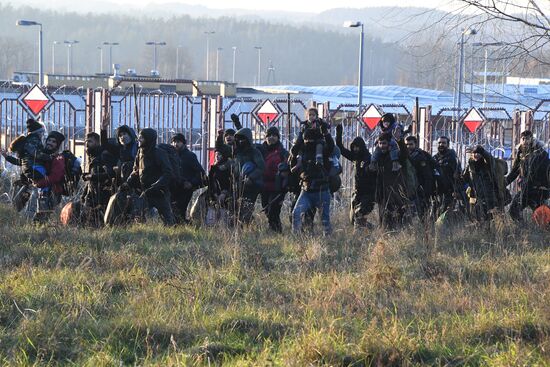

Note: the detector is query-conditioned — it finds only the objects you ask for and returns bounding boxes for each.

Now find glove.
[336,124,343,136]
[230,113,240,124]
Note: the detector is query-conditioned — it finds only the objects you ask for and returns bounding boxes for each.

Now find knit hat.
[26,118,44,133]
[224,128,236,137]
[47,131,65,146]
[266,126,280,138]
[380,113,396,125]
[171,133,186,144]
[215,144,232,159]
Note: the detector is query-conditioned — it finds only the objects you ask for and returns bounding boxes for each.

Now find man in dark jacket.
[336,124,375,227]
[171,133,205,223]
[81,132,116,226]
[215,113,243,158]
[405,135,437,219]
[257,126,289,232]
[101,123,138,187]
[433,136,461,216]
[463,145,500,221]
[291,128,335,235]
[124,128,175,226]
[372,133,409,229]
[506,130,549,220]
[232,127,265,224]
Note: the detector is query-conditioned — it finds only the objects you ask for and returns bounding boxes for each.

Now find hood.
[235,128,253,145]
[350,137,367,153]
[139,128,157,149]
[116,125,137,143]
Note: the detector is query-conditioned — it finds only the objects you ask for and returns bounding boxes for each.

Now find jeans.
[292,189,332,235]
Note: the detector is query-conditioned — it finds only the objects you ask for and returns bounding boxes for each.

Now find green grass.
[0,204,548,366]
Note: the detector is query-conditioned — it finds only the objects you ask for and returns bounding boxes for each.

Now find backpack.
[61,150,82,197]
[157,143,183,186]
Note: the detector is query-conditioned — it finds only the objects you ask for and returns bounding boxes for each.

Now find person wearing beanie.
[170,132,205,224]
[215,113,243,157]
[506,130,549,220]
[33,131,68,223]
[207,144,237,220]
[19,118,49,182]
[257,126,289,232]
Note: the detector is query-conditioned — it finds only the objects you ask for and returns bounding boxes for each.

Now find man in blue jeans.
[291,128,334,235]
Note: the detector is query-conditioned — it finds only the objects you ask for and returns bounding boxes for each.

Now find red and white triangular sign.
[21,85,51,115]
[463,107,485,133]
[256,100,280,125]
[362,104,382,130]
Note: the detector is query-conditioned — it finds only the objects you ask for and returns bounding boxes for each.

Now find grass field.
[0,203,548,366]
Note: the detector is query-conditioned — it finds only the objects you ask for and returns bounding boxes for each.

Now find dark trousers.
[33,191,61,223]
[147,191,175,226]
[238,187,260,225]
[172,189,194,224]
[509,188,548,221]
[261,191,285,232]
[351,191,375,227]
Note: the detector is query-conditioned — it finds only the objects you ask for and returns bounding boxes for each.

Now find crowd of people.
[1,108,550,233]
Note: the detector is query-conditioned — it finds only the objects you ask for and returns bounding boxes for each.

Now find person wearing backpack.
[257,126,289,232]
[32,131,67,223]
[170,133,205,224]
[122,128,175,226]
[462,145,500,221]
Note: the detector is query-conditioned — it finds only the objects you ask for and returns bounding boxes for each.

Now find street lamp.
[16,19,43,86]
[97,46,103,74]
[232,46,237,83]
[64,40,79,75]
[204,31,215,80]
[254,46,262,86]
[51,40,61,74]
[216,47,223,81]
[145,41,166,75]
[102,42,119,74]
[344,21,364,114]
[472,42,505,107]
[454,28,477,143]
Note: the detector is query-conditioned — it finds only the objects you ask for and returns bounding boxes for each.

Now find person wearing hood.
[506,130,549,220]
[33,131,67,223]
[433,136,462,216]
[369,113,402,172]
[100,117,138,187]
[18,118,49,181]
[207,144,237,215]
[232,127,265,224]
[405,135,437,219]
[335,124,375,227]
[291,127,335,235]
[257,126,289,232]
[81,132,117,226]
[170,133,205,223]
[462,145,500,221]
[124,128,175,226]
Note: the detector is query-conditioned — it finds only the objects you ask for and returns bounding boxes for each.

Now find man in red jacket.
[33,131,66,223]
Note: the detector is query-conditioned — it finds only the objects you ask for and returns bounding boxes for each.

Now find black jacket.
[434,149,459,195]
[82,146,116,207]
[506,141,549,190]
[293,137,335,192]
[336,132,375,195]
[409,148,437,198]
[127,129,173,195]
[177,147,205,189]
[463,151,498,209]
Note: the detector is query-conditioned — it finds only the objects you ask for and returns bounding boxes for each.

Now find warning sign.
[362,104,382,130]
[18,84,54,117]
[463,107,485,133]
[252,100,282,126]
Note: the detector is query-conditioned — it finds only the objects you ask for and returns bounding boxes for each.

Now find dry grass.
[0,202,548,366]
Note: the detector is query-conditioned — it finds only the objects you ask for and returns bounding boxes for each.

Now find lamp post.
[232,46,237,83]
[97,46,103,74]
[102,42,119,74]
[472,42,505,107]
[454,28,477,143]
[204,31,215,80]
[344,21,364,115]
[145,41,166,74]
[254,46,262,86]
[216,47,223,81]
[16,20,43,85]
[51,40,60,74]
[64,40,79,75]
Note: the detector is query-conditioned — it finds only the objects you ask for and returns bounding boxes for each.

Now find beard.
[437,146,448,154]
